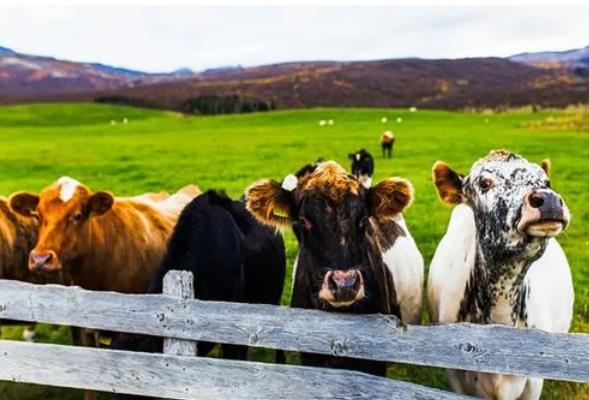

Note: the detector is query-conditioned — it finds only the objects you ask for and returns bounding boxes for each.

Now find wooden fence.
[0,270,587,399]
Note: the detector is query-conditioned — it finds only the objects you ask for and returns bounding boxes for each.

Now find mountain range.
[1,44,588,110]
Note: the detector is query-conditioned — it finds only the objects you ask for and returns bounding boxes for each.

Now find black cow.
[348,149,374,188]
[112,190,286,398]
[246,161,414,376]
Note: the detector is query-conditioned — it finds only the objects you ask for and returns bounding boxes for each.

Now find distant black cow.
[247,161,417,376]
[112,190,286,398]
[349,149,374,188]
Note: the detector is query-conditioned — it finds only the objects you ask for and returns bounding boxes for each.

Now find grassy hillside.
[0,103,587,399]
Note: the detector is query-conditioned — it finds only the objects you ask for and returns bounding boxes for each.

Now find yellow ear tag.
[272,208,289,219]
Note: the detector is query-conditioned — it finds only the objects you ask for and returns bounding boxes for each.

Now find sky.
[0,6,588,73]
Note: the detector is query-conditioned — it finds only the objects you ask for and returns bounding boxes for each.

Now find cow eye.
[299,217,312,231]
[479,177,494,192]
[545,180,551,188]
[72,212,84,222]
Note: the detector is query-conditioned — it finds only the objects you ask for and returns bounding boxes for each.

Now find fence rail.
[0,271,587,399]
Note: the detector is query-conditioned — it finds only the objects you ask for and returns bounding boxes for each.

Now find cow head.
[348,149,374,188]
[10,177,114,273]
[246,161,413,312]
[433,150,570,262]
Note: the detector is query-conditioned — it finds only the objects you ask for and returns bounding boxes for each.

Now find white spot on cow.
[355,153,361,161]
[282,175,298,191]
[56,177,80,202]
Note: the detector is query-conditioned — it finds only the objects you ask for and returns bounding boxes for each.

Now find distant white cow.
[396,117,403,123]
[409,107,417,112]
[328,119,335,125]
[428,149,574,400]
[381,117,388,123]
[319,120,327,127]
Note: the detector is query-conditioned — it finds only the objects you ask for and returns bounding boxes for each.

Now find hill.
[0,45,194,100]
[510,45,589,69]
[87,57,589,111]
[1,45,589,110]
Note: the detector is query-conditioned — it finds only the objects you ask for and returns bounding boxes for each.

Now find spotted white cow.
[428,149,574,400]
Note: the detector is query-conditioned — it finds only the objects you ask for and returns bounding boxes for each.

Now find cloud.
[0,5,587,72]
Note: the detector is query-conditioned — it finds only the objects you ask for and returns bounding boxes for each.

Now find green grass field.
[0,103,587,399]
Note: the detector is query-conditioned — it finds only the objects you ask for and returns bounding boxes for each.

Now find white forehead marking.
[356,153,360,161]
[282,174,298,191]
[56,176,80,202]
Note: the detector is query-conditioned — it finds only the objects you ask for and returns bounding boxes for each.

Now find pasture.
[0,103,587,399]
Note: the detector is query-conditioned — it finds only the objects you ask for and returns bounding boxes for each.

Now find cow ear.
[88,191,114,216]
[9,192,40,217]
[368,178,413,219]
[541,159,551,176]
[246,179,293,230]
[348,153,355,160]
[433,161,464,205]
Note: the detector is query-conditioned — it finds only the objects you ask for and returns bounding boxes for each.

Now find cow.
[381,130,395,158]
[9,177,197,293]
[10,178,198,400]
[112,190,286,399]
[0,196,63,342]
[246,160,421,376]
[349,149,375,188]
[428,149,574,400]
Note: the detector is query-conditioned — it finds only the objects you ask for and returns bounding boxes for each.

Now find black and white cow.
[428,150,574,400]
[246,160,421,376]
[112,191,286,383]
[349,149,374,188]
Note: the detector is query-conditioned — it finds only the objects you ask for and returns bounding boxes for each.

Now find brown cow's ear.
[541,159,551,176]
[432,161,464,205]
[245,179,293,230]
[88,191,114,216]
[9,192,40,217]
[368,178,414,219]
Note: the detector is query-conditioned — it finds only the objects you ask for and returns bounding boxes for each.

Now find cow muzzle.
[319,269,365,308]
[29,250,61,273]
[518,189,570,237]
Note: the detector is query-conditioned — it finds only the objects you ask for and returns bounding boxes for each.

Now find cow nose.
[29,250,57,272]
[329,270,360,290]
[527,190,564,219]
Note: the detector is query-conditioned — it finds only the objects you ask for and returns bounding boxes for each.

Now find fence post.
[163,270,197,356]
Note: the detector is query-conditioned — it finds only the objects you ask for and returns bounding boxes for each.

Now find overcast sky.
[0,6,588,73]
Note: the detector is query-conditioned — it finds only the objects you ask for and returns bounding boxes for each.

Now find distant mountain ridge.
[0,45,195,99]
[509,45,589,68]
[1,43,588,109]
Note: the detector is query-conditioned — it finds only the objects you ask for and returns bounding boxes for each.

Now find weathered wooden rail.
[0,270,587,399]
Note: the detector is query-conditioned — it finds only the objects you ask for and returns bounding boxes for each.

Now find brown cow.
[10,177,198,293]
[0,196,64,341]
[381,130,395,158]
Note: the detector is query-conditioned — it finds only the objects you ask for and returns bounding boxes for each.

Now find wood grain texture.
[162,271,197,357]
[0,277,587,382]
[0,340,471,400]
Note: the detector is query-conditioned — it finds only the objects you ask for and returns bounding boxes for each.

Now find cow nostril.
[529,193,544,209]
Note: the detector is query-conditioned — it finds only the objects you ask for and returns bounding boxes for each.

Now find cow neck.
[460,235,546,326]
